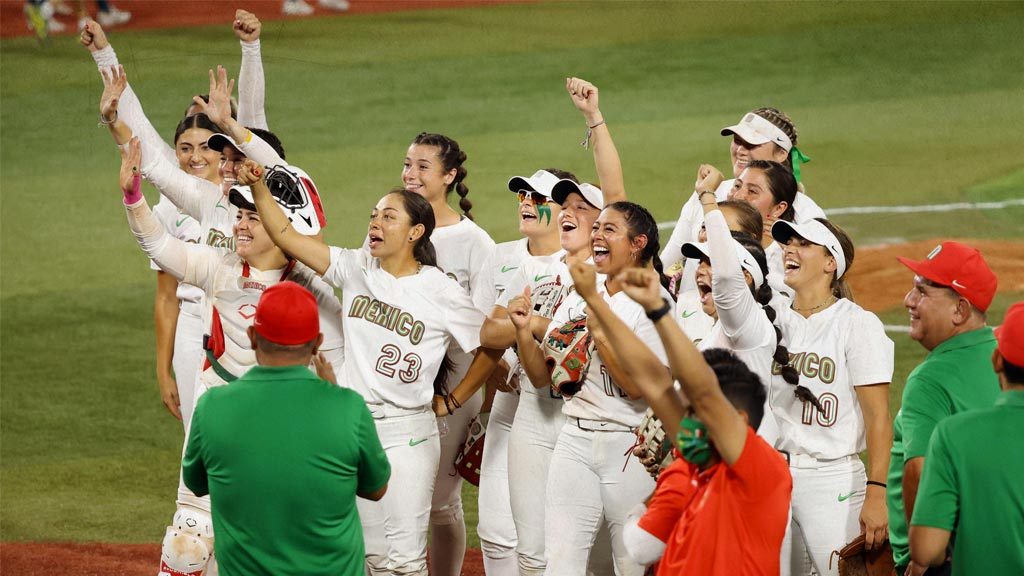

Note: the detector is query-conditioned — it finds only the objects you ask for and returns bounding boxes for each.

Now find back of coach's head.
[993,302,1024,390]
[246,282,323,366]
[702,348,766,430]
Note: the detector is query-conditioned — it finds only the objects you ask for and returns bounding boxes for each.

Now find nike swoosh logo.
[534,274,551,282]
[175,216,191,227]
[681,310,696,318]
[838,491,859,502]
[299,214,313,227]
[408,438,428,447]
[951,279,967,289]
[501,266,518,273]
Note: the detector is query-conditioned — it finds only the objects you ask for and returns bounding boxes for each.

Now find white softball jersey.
[770,299,894,459]
[324,247,485,410]
[152,196,204,312]
[548,284,671,429]
[478,238,533,374]
[697,210,779,442]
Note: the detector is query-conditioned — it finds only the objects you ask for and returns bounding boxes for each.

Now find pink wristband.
[123,171,143,204]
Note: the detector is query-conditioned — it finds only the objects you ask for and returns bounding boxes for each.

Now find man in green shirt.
[887,241,999,576]
[910,301,1024,575]
[183,281,390,575]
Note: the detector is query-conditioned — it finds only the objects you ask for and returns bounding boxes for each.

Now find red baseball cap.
[995,302,1024,366]
[897,241,998,312]
[253,281,320,345]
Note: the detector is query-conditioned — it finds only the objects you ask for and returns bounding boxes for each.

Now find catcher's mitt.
[633,408,675,479]
[454,413,487,487]
[544,315,595,397]
[833,534,895,576]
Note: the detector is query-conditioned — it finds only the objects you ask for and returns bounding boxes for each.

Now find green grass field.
[2,1,1022,545]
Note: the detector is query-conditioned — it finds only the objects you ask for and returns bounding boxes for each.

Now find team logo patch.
[237,303,257,320]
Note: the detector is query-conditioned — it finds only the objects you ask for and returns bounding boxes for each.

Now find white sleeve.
[627,297,670,366]
[125,197,218,289]
[92,45,177,166]
[236,40,268,130]
[445,281,486,353]
[846,309,895,386]
[467,232,497,312]
[623,504,666,566]
[706,210,766,347]
[475,251,500,312]
[149,198,177,272]
[660,193,702,269]
[324,246,363,289]
[793,191,826,222]
[140,138,220,222]
[236,130,285,168]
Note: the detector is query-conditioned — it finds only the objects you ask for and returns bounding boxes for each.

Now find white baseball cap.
[507,170,559,198]
[207,133,243,153]
[551,180,604,210]
[229,164,325,236]
[771,219,847,279]
[681,240,765,290]
[721,112,793,153]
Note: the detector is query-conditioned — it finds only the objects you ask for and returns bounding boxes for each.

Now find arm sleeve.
[235,40,268,130]
[356,401,391,494]
[660,193,702,270]
[706,210,768,348]
[901,369,951,460]
[92,46,177,165]
[181,397,210,497]
[236,130,285,168]
[909,422,959,530]
[792,191,826,222]
[125,197,219,289]
[467,233,498,313]
[846,310,895,386]
[445,280,486,353]
[629,298,670,366]
[140,138,221,222]
[475,251,500,312]
[624,503,668,566]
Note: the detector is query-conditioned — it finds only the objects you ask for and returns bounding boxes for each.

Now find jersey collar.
[929,326,995,357]
[995,389,1024,408]
[243,364,320,381]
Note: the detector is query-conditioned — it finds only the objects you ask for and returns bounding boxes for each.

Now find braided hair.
[412,132,473,220]
[606,201,669,290]
[750,107,798,171]
[733,233,824,412]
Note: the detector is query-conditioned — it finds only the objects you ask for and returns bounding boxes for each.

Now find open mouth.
[188,161,209,175]
[561,221,577,233]
[236,233,253,247]
[784,258,801,275]
[593,245,609,265]
[405,183,423,194]
[697,279,713,304]
[520,210,537,222]
[368,232,384,249]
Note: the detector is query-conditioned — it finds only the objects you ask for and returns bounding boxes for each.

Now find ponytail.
[390,188,438,268]
[815,218,856,302]
[606,201,670,290]
[412,132,473,220]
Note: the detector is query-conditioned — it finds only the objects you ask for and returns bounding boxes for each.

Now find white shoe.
[282,0,315,15]
[319,0,350,11]
[97,6,131,28]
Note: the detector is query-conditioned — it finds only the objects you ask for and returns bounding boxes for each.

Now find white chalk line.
[884,325,911,333]
[657,198,1024,230]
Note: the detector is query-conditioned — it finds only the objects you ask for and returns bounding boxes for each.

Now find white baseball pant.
[478,389,519,575]
[174,307,204,506]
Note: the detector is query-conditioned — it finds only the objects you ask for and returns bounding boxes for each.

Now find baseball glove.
[833,534,895,576]
[633,408,675,479]
[544,315,595,397]
[454,413,488,487]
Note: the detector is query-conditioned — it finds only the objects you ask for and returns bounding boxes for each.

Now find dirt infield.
[846,239,1024,313]
[0,542,487,575]
[1,0,524,39]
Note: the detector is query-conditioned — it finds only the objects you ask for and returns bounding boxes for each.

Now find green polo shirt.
[887,327,999,568]
[183,365,390,576]
[911,389,1024,576]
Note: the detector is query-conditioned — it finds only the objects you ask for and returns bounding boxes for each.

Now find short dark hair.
[249,128,286,160]
[253,332,317,356]
[701,348,766,429]
[1004,357,1024,385]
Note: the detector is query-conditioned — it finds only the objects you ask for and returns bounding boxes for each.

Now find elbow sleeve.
[623,515,666,566]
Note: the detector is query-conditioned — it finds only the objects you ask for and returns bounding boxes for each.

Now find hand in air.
[233,10,262,42]
[567,257,598,300]
[99,65,127,123]
[118,137,141,195]
[192,65,236,128]
[507,286,534,330]
[235,159,263,186]
[79,19,109,52]
[618,268,664,312]
[695,164,724,195]
[566,77,602,124]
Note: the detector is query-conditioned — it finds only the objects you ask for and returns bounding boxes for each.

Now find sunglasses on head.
[517,190,549,205]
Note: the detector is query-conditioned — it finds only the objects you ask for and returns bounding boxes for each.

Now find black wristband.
[646,298,672,322]
[866,480,887,488]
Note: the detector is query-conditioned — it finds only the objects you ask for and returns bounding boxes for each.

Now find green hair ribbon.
[791,146,811,183]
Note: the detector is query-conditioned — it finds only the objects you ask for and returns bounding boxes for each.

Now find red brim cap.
[995,302,1024,366]
[896,241,997,312]
[253,281,319,345]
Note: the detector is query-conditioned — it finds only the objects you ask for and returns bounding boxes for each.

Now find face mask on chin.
[677,417,714,467]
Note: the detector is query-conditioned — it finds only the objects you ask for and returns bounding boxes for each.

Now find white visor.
[507,170,559,198]
[721,113,793,153]
[552,180,604,210]
[681,240,765,290]
[771,219,847,279]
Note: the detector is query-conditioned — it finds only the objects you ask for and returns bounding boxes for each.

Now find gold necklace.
[791,295,836,312]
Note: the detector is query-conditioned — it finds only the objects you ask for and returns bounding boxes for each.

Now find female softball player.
[118,142,343,576]
[768,217,893,576]
[509,201,669,576]
[661,107,825,271]
[242,159,491,576]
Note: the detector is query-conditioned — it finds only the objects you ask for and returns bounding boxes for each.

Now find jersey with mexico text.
[547,283,671,429]
[770,298,893,459]
[324,247,485,410]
